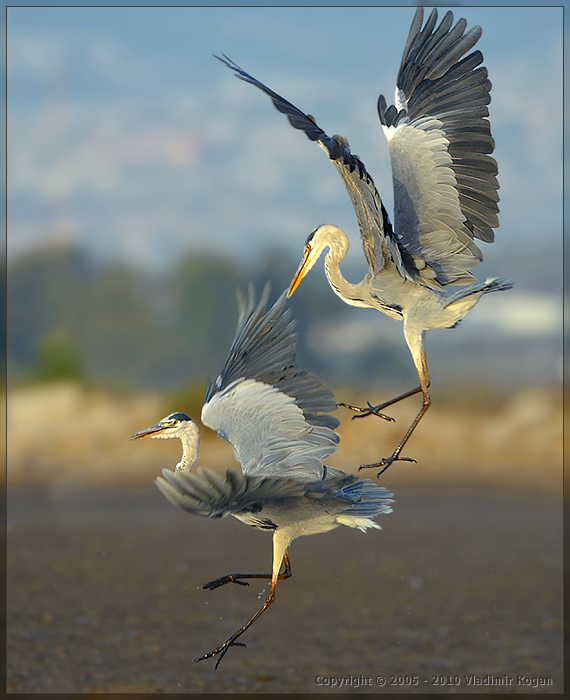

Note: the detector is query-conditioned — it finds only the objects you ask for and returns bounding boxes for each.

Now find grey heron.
[130,285,393,668]
[217,7,512,475]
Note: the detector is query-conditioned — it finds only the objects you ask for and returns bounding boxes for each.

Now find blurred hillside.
[7,243,333,389]
[6,241,562,393]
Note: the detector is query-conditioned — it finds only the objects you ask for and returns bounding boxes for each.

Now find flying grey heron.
[130,285,393,668]
[217,7,512,475]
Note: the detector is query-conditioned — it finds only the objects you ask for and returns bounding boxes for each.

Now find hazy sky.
[7,5,563,275]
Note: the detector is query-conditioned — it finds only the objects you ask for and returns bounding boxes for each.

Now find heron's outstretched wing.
[156,467,395,531]
[156,467,305,519]
[378,7,499,287]
[201,285,340,481]
[217,55,409,281]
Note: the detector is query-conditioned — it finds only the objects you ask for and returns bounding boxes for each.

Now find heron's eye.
[304,244,311,255]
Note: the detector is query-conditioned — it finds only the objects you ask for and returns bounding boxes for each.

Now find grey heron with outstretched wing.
[217,7,512,475]
[130,285,393,668]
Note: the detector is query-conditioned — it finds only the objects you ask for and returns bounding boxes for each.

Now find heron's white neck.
[318,225,372,308]
[175,425,200,472]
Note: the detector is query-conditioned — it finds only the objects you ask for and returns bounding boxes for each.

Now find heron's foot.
[200,574,250,591]
[358,454,417,478]
[338,401,394,422]
[194,637,247,669]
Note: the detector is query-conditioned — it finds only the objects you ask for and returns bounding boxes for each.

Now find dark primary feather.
[215,55,354,162]
[215,54,407,280]
[379,7,499,246]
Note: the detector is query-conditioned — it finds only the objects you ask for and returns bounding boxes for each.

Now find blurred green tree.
[33,330,84,381]
[77,263,172,389]
[170,253,244,381]
[7,244,91,377]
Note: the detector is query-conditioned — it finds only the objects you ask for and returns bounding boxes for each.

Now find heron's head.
[288,225,347,297]
[129,412,197,441]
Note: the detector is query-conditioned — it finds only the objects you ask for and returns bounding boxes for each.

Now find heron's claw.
[338,401,394,422]
[359,454,417,477]
[194,638,247,669]
[200,574,250,590]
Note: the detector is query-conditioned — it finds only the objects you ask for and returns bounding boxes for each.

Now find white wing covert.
[378,7,500,288]
[201,286,340,481]
[217,55,409,281]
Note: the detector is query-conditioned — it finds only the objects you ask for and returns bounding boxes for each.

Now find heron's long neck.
[176,430,200,472]
[324,228,372,308]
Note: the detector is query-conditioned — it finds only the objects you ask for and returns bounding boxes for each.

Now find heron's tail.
[334,479,394,532]
[444,277,512,307]
[479,278,513,294]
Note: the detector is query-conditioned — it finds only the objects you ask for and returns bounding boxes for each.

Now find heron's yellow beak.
[287,246,312,298]
[129,421,169,440]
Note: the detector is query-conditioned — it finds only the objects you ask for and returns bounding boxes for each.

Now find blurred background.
[7,3,562,694]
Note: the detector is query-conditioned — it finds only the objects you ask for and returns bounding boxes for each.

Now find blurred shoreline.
[7,380,562,493]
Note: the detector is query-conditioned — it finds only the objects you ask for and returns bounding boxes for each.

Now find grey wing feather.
[378,7,499,287]
[156,468,394,529]
[333,478,394,519]
[216,55,409,280]
[202,285,339,481]
[205,284,338,429]
[155,467,305,518]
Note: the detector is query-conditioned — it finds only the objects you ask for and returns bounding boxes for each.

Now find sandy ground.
[7,381,562,492]
[6,382,563,693]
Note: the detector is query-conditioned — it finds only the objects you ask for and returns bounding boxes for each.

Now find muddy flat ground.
[7,383,563,693]
[7,482,562,694]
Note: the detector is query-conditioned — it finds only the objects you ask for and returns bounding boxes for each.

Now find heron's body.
[131,286,393,667]
[231,474,383,536]
[218,7,512,472]
[314,224,502,327]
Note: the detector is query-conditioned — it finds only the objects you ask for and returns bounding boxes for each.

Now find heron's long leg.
[200,553,292,590]
[339,385,422,419]
[359,328,430,476]
[195,532,291,669]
